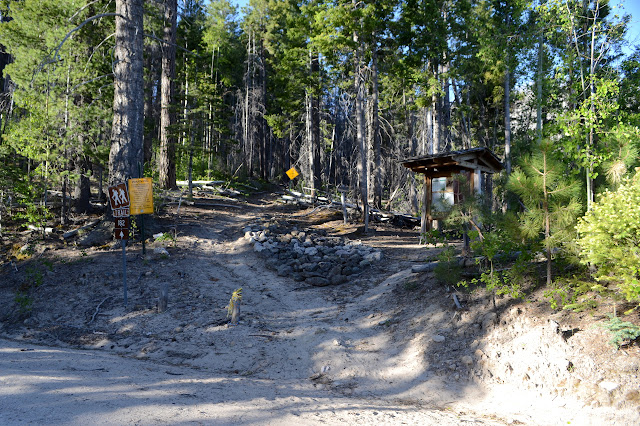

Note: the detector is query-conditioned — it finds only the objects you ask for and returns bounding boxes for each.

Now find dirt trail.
[1,192,638,424]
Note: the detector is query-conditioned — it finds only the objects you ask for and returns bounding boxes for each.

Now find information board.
[128,177,154,215]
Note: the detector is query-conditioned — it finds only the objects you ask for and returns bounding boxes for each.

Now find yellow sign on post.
[286,167,299,180]
[128,177,154,215]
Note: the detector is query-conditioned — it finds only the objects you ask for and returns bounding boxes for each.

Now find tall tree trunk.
[354,28,368,231]
[307,51,321,199]
[143,40,159,167]
[109,0,145,185]
[536,33,544,144]
[371,45,382,209]
[441,60,451,151]
[431,62,440,154]
[404,89,419,217]
[504,64,512,175]
[158,0,177,189]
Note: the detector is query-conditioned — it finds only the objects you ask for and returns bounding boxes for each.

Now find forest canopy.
[1,0,640,308]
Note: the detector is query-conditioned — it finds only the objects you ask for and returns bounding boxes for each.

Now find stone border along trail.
[244,220,384,286]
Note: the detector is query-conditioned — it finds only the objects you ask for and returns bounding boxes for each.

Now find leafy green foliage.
[14,291,33,313]
[433,244,462,287]
[577,173,640,303]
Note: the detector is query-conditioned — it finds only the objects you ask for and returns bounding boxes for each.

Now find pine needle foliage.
[601,315,640,348]
[508,140,582,286]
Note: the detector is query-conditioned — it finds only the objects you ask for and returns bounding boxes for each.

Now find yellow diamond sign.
[128,177,154,215]
[286,167,299,180]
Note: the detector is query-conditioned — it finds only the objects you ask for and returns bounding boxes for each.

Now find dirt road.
[1,191,637,424]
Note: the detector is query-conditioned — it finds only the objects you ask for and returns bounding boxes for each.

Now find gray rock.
[317,262,332,272]
[359,259,372,268]
[306,276,330,287]
[335,249,351,258]
[432,335,446,343]
[302,263,318,272]
[280,234,293,244]
[304,246,318,256]
[343,266,362,276]
[330,274,347,285]
[277,265,293,277]
[365,251,383,262]
[330,265,343,276]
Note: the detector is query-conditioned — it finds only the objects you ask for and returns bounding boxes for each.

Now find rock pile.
[243,223,383,286]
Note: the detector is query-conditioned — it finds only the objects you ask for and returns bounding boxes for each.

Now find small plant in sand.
[227,288,242,325]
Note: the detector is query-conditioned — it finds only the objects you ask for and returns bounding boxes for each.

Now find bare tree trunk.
[143,39,159,166]
[371,45,382,209]
[353,24,368,231]
[536,33,544,144]
[109,0,145,185]
[158,0,177,189]
[404,89,419,217]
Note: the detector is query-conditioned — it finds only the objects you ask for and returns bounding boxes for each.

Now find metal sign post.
[108,182,131,307]
[121,239,127,306]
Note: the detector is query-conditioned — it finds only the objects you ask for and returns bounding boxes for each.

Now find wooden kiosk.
[401,147,503,235]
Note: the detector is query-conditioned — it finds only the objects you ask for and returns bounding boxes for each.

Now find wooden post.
[158,282,168,313]
[338,185,348,224]
[473,161,482,196]
[420,174,432,243]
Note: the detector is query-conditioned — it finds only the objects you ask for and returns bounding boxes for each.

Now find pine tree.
[508,141,582,286]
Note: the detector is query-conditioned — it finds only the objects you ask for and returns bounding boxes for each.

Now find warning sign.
[108,183,130,209]
[128,178,154,215]
[286,167,299,180]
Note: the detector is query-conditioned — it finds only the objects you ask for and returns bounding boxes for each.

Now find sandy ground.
[1,191,639,425]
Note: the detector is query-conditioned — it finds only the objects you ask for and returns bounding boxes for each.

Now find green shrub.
[601,315,640,348]
[433,244,462,287]
[577,174,640,303]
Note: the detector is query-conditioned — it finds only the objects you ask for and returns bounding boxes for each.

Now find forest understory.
[1,188,639,425]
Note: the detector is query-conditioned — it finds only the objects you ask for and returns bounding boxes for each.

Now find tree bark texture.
[109,0,145,185]
[158,0,178,189]
[371,46,382,209]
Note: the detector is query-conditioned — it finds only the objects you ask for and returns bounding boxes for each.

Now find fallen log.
[63,219,101,239]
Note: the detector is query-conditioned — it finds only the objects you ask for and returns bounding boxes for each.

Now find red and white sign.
[108,183,130,209]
